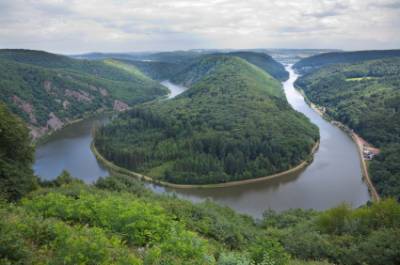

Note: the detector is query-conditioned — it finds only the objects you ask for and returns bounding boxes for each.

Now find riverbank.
[294,86,380,202]
[33,109,113,146]
[91,140,320,189]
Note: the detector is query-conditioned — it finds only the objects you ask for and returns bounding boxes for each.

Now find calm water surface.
[34,67,370,218]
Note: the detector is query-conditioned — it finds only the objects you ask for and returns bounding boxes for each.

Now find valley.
[1,0,399,263]
[1,48,398,265]
[33,61,370,217]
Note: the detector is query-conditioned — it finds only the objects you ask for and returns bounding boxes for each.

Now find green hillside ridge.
[94,55,319,185]
[1,103,399,265]
[295,58,400,200]
[293,49,400,74]
[119,60,186,81]
[0,49,168,138]
[223,51,289,81]
[119,51,288,82]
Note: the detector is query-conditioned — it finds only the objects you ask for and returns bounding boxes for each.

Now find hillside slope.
[295,58,400,199]
[119,60,185,81]
[293,49,400,74]
[0,49,167,138]
[223,51,289,81]
[94,55,319,185]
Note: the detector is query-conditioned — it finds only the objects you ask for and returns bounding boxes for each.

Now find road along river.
[34,69,370,218]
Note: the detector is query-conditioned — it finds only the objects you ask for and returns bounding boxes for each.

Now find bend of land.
[94,55,319,185]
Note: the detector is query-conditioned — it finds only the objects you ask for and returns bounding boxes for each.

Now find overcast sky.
[0,0,399,54]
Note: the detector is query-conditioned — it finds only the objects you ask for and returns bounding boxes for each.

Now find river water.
[34,67,370,218]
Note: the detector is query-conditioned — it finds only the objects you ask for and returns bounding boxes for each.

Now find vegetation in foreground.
[94,55,318,185]
[1,102,399,265]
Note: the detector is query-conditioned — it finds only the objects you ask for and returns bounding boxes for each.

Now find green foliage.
[0,49,167,136]
[248,239,290,265]
[144,228,215,265]
[39,170,84,187]
[95,174,152,197]
[96,175,261,250]
[122,60,186,81]
[159,197,259,249]
[16,185,218,264]
[288,260,334,265]
[0,104,37,201]
[2,171,399,265]
[296,58,400,199]
[22,191,174,246]
[370,144,400,199]
[95,55,318,184]
[294,49,400,74]
[0,204,141,265]
[224,52,288,81]
[217,252,254,265]
[269,199,400,265]
[262,208,317,229]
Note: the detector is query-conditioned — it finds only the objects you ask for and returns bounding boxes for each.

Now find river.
[34,67,370,218]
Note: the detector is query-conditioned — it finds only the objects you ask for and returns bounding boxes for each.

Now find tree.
[0,103,37,201]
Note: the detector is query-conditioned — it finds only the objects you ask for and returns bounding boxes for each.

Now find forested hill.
[105,51,289,82]
[223,51,289,81]
[293,49,400,74]
[118,60,185,81]
[94,55,319,185]
[295,58,400,200]
[170,53,288,87]
[0,49,167,138]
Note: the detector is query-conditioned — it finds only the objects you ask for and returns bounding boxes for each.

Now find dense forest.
[94,55,319,185]
[120,60,186,81]
[0,103,37,201]
[221,52,289,81]
[0,49,168,138]
[1,64,399,265]
[293,50,400,74]
[295,58,400,200]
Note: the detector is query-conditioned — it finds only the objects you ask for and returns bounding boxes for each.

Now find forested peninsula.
[94,55,319,185]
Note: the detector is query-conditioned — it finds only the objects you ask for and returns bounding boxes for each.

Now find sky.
[0,0,399,54]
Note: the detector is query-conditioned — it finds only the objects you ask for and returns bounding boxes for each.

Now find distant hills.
[0,48,305,140]
[73,48,339,65]
[293,49,400,74]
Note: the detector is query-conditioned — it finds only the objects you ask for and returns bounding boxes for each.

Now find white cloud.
[0,0,399,53]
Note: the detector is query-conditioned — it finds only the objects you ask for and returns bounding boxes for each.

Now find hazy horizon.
[1,0,399,54]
